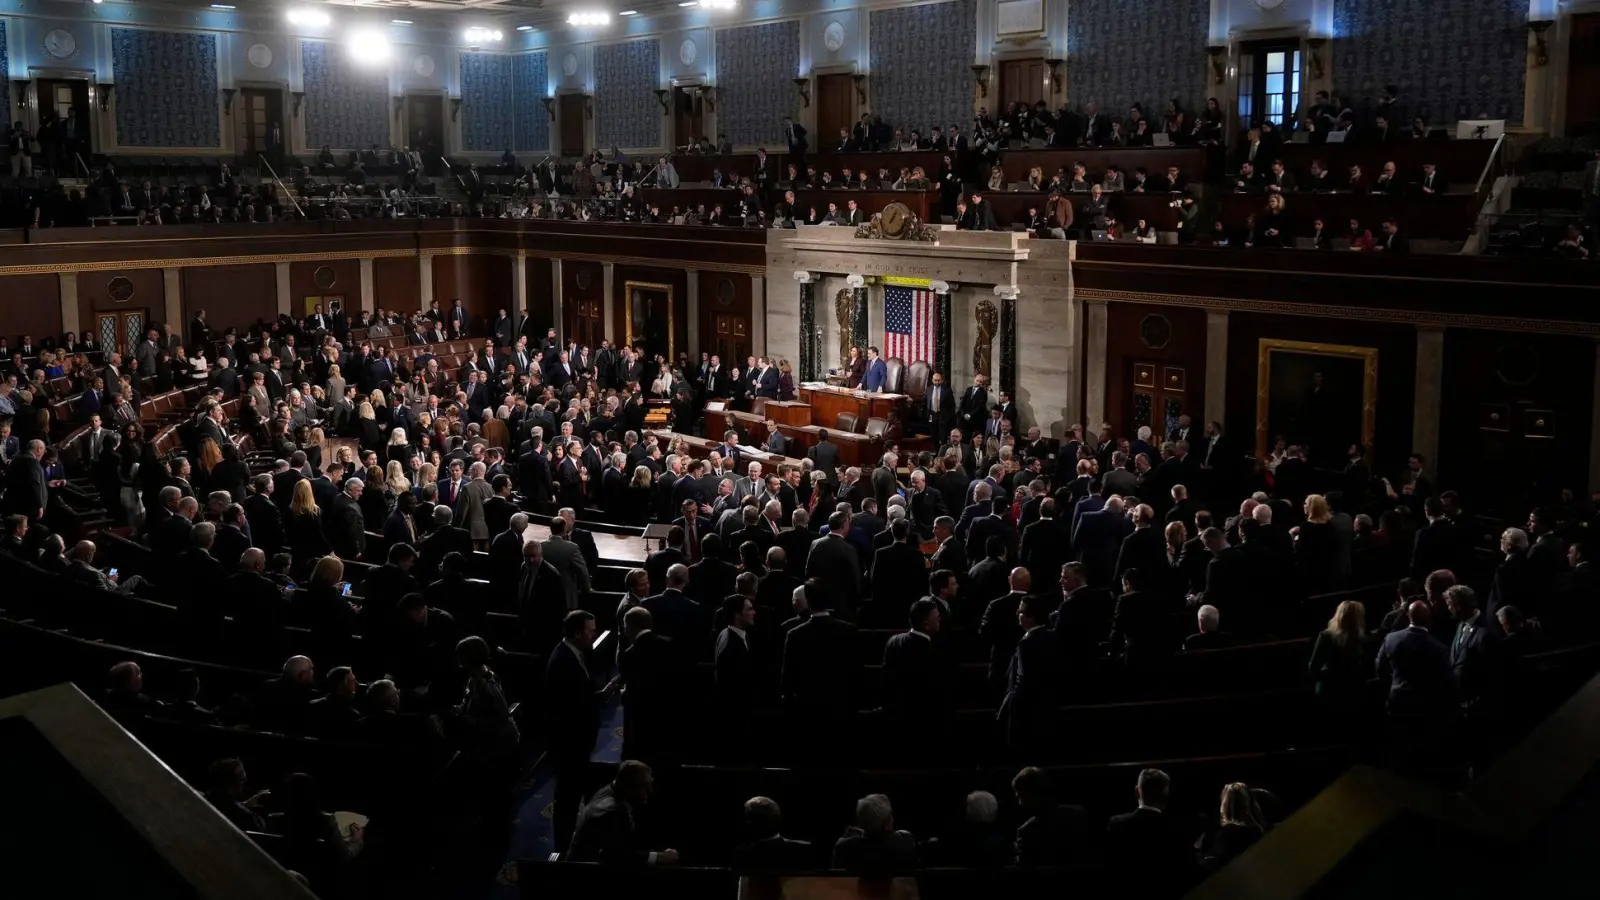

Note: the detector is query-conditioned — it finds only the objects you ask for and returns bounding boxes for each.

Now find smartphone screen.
[108,568,119,578]
[342,583,353,597]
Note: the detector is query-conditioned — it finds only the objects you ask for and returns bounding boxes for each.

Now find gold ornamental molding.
[1073,287,1600,338]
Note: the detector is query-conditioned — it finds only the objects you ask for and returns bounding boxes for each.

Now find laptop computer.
[1293,237,1319,250]
[1326,131,1348,144]
[1152,133,1172,147]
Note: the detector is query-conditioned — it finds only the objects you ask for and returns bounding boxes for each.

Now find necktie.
[931,388,941,412]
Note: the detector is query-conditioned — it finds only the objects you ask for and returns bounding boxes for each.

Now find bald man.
[980,567,1032,696]
[1376,598,1457,719]
[228,546,289,665]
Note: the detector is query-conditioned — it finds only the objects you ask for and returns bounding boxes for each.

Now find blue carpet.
[493,699,625,898]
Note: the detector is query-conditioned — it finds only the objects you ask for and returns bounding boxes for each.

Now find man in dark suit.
[1375,600,1458,726]
[929,516,966,578]
[641,563,704,654]
[567,760,678,866]
[1114,504,1166,587]
[1073,497,1129,588]
[1001,594,1062,757]
[924,373,955,437]
[1019,498,1070,590]
[3,440,48,522]
[906,470,947,539]
[732,797,814,871]
[324,480,367,561]
[244,474,285,554]
[869,519,926,625]
[1104,769,1199,895]
[881,597,952,752]
[807,431,840,484]
[979,567,1030,697]
[1410,496,1463,579]
[1109,569,1172,669]
[959,376,990,438]
[546,610,618,856]
[1444,585,1501,754]
[617,606,683,763]
[804,512,861,614]
[781,577,858,750]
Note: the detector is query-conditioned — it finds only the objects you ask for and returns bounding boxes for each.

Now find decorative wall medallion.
[108,276,135,304]
[247,42,273,69]
[823,21,845,52]
[43,29,78,60]
[1140,313,1172,350]
[1494,343,1539,387]
[413,54,436,77]
[575,267,593,290]
[314,265,337,289]
[679,39,698,67]
[717,278,735,306]
[562,52,579,77]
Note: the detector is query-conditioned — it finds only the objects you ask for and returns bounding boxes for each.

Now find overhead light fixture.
[619,9,639,14]
[516,24,535,32]
[210,4,236,9]
[678,2,696,6]
[699,0,737,7]
[567,11,611,25]
[92,0,103,4]
[347,28,392,64]
[464,26,504,43]
[287,8,331,27]
[390,19,413,25]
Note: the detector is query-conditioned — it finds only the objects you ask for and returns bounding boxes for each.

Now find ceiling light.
[678,2,696,6]
[287,9,331,27]
[464,26,504,43]
[567,11,611,25]
[699,0,737,7]
[390,19,412,25]
[516,25,535,32]
[92,0,103,5]
[619,8,638,14]
[211,4,236,9]
[347,29,392,64]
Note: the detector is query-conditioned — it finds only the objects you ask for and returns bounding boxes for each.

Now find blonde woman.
[1027,166,1044,191]
[385,459,412,495]
[987,164,1006,192]
[325,363,346,401]
[290,555,359,650]
[413,462,438,500]
[1294,493,1342,587]
[1203,783,1264,869]
[386,426,413,468]
[357,400,381,452]
[1308,599,1368,710]
[369,388,386,411]
[287,479,332,566]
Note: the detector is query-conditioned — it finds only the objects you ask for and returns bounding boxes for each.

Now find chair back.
[835,411,860,433]
[883,357,905,394]
[904,360,932,400]
[864,417,888,438]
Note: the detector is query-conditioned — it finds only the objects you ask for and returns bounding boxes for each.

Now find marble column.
[163,268,183,329]
[602,261,616,346]
[846,274,868,356]
[751,275,766,358]
[1204,310,1229,427]
[551,259,565,342]
[1412,326,1445,471]
[685,268,700,358]
[994,285,1019,395]
[58,273,80,337]
[510,252,527,338]
[358,258,376,315]
[795,271,819,381]
[931,281,955,379]
[1591,341,1600,492]
[1083,300,1109,429]
[274,262,293,318]
[418,255,434,314]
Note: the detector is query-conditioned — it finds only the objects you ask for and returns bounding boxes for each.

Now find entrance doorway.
[96,309,147,359]
[565,297,603,352]
[559,94,587,156]
[998,58,1047,114]
[815,74,855,148]
[235,88,284,165]
[673,86,705,149]
[1128,361,1190,442]
[407,95,446,173]
[709,313,749,366]
[36,78,91,176]
[1235,40,1302,133]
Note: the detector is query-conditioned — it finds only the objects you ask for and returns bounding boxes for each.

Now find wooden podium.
[761,400,813,428]
[798,384,906,430]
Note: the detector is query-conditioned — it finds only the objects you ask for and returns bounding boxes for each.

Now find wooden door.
[816,74,855,149]
[710,313,749,368]
[236,89,283,160]
[97,310,147,359]
[559,94,587,156]
[673,86,704,150]
[407,95,445,168]
[998,58,1047,112]
[37,79,91,174]
[565,297,603,352]
[1129,362,1191,444]
[1568,14,1600,135]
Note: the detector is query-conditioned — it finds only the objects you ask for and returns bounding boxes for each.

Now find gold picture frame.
[1255,338,1379,459]
[623,280,675,359]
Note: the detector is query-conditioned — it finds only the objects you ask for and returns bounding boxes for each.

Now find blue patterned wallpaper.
[595,39,662,150]
[714,21,799,149]
[111,28,221,148]
[869,0,977,134]
[461,52,514,152]
[301,39,389,151]
[514,51,551,153]
[1333,0,1527,124]
[0,21,9,118]
[1066,0,1208,122]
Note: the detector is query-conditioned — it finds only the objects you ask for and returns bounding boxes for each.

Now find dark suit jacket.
[881,631,950,719]
[1376,625,1457,714]
[567,784,651,865]
[714,626,755,705]
[980,591,1026,691]
[781,613,857,709]
[870,542,927,616]
[545,640,601,761]
[3,455,47,518]
[1114,526,1168,586]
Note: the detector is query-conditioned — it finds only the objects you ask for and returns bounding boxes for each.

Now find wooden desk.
[798,385,907,431]
[984,191,1181,230]
[636,186,746,216]
[791,189,934,222]
[644,429,806,472]
[671,153,788,184]
[522,523,650,564]
[1279,139,1495,186]
[777,424,883,469]
[761,400,814,428]
[1000,147,1207,183]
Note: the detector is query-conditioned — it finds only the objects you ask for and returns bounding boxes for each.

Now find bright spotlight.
[464,26,504,43]
[700,0,736,8]
[566,11,611,26]
[346,29,392,64]
[288,8,331,27]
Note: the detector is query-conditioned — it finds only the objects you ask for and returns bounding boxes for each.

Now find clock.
[823,22,846,52]
[879,201,911,238]
[413,54,436,77]
[247,43,273,69]
[562,53,579,77]
[44,29,77,60]
[679,39,698,67]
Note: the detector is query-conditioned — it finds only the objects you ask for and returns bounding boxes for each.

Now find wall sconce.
[14,81,31,109]
[701,85,715,112]
[291,91,306,117]
[851,73,867,104]
[1205,46,1227,85]
[1527,20,1554,67]
[96,83,114,111]
[1043,58,1063,94]
[220,88,236,115]
[1305,38,1326,80]
[793,77,810,108]
[970,64,989,98]
[540,97,556,121]
[584,95,593,119]
[450,98,463,122]
[652,88,670,113]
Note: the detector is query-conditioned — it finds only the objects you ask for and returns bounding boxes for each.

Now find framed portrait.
[1255,339,1378,463]
[624,281,675,359]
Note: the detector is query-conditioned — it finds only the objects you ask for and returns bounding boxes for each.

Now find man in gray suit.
[454,461,495,550]
[731,460,765,506]
[805,510,861,613]
[542,516,592,610]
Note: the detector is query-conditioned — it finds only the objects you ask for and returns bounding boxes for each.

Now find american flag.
[883,286,935,365]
